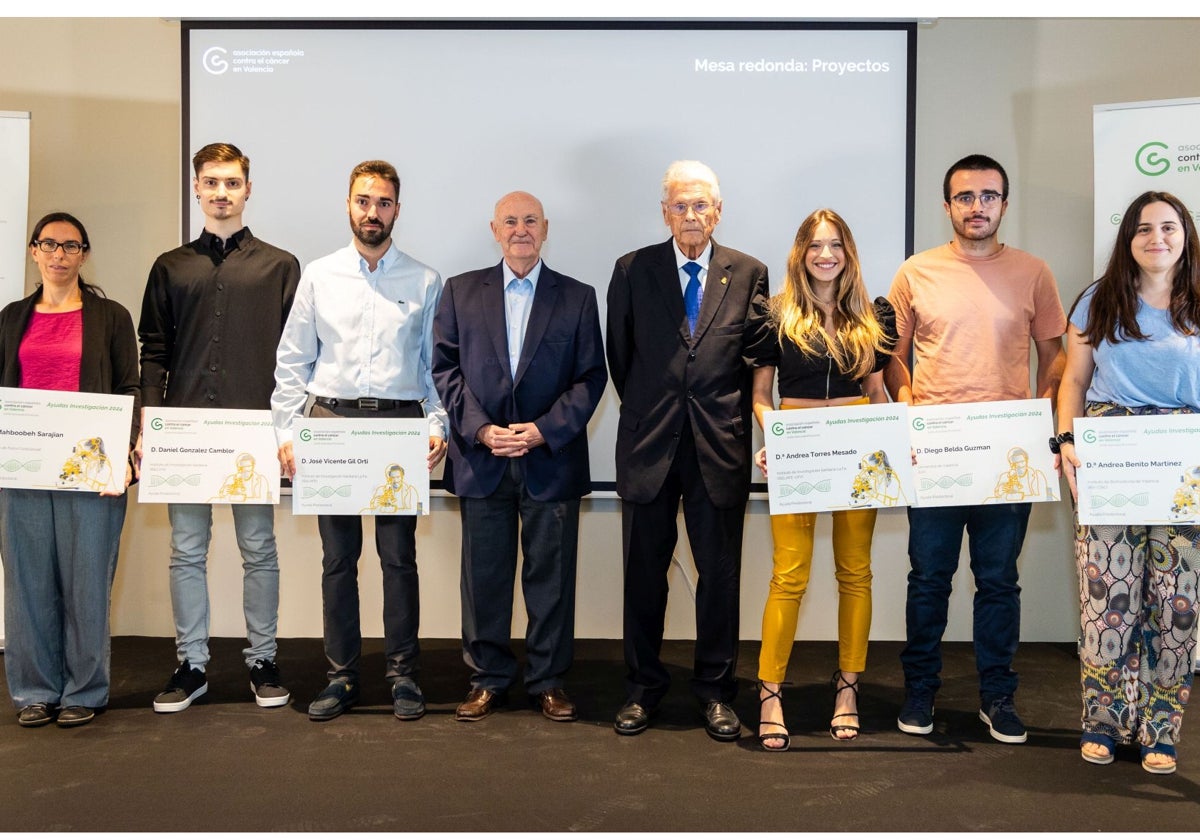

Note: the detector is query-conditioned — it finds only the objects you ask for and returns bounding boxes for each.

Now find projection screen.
[184,21,916,491]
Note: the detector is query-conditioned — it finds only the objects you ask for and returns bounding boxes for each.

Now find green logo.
[150,417,164,430]
[770,422,785,436]
[299,428,312,442]
[1082,429,1097,444]
[1135,141,1170,176]
[912,417,925,431]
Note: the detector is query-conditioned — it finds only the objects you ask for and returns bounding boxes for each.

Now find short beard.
[353,219,393,248]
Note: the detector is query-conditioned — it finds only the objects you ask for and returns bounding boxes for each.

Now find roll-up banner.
[0,110,30,648]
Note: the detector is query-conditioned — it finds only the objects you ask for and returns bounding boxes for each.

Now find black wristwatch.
[1048,431,1074,454]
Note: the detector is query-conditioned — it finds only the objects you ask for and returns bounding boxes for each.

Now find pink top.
[18,309,82,391]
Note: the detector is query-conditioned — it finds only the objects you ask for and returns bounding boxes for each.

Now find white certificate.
[762,403,914,515]
[910,398,1058,508]
[0,386,133,494]
[291,417,430,516]
[139,408,281,504]
[1075,413,1200,525]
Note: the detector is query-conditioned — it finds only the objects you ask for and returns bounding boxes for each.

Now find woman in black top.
[751,209,896,750]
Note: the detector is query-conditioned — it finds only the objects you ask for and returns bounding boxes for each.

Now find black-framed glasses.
[33,239,87,255]
[950,192,1003,209]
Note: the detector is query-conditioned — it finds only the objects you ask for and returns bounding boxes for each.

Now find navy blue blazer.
[432,261,607,501]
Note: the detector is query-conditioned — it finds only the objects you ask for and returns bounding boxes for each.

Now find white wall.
[4,17,1200,645]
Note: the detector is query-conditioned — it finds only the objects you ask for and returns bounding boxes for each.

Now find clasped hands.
[478,422,544,457]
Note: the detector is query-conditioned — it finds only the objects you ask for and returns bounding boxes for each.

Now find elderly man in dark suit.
[607,160,770,740]
[433,191,607,723]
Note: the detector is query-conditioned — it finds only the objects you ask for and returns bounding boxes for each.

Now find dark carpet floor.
[1,637,1198,832]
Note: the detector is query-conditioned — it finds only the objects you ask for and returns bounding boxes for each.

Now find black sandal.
[830,670,860,741]
[758,682,790,752]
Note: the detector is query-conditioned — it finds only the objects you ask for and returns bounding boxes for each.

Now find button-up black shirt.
[139,227,300,409]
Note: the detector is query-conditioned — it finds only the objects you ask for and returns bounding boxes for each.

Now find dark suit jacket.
[432,261,607,502]
[606,238,770,508]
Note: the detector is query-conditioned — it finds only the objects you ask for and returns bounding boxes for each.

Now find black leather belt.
[313,396,419,411]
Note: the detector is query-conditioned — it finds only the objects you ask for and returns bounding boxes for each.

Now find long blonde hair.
[770,209,890,381]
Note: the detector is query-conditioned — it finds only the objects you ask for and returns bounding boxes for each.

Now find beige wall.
[2,17,1197,646]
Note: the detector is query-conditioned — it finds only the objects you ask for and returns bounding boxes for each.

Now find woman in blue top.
[1058,190,1200,774]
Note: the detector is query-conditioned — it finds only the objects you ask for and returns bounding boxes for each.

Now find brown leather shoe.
[536,688,577,722]
[456,688,505,722]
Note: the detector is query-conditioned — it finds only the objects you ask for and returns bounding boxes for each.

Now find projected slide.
[186,22,914,489]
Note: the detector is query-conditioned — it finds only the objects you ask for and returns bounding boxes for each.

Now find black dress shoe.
[614,701,652,736]
[703,701,741,742]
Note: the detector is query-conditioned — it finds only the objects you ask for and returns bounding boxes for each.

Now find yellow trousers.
[758,401,877,681]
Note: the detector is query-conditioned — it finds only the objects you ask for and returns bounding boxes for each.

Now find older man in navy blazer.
[607,161,771,740]
[433,191,607,723]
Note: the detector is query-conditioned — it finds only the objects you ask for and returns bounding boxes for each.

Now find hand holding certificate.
[0,386,133,495]
[291,417,431,516]
[139,407,281,504]
[909,399,1058,508]
[761,403,913,515]
[1074,413,1200,525]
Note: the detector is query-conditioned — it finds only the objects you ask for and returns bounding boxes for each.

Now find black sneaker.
[153,660,208,713]
[980,695,1027,744]
[897,687,935,735]
[250,659,291,708]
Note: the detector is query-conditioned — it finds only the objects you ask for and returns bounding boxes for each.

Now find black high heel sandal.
[758,682,790,752]
[830,669,860,741]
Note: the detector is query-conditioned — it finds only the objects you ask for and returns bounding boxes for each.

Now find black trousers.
[310,400,424,683]
[621,424,746,708]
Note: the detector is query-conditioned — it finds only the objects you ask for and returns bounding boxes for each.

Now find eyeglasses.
[665,201,714,216]
[949,192,1003,209]
[33,239,87,255]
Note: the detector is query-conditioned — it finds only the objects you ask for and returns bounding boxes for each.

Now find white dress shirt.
[672,239,711,306]
[272,240,447,443]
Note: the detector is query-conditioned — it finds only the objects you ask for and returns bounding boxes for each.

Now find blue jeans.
[168,503,280,669]
[901,503,1031,699]
[1,489,126,709]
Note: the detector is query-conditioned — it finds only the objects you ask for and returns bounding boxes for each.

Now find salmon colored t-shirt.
[889,242,1066,406]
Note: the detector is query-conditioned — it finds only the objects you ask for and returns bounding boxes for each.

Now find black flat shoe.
[56,706,95,727]
[18,704,55,728]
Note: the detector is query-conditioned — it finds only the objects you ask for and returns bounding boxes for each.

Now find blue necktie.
[683,261,702,335]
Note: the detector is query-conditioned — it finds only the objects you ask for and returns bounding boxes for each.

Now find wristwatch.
[1048,431,1074,454]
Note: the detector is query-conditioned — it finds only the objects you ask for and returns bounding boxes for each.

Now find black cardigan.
[0,283,142,447]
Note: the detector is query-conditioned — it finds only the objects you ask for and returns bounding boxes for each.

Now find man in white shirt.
[272,160,447,722]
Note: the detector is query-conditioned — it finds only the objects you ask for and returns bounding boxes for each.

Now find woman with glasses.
[0,212,140,727]
[1058,190,1200,775]
[750,209,895,750]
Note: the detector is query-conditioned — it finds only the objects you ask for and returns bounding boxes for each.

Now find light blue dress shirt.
[502,259,541,377]
[272,241,447,442]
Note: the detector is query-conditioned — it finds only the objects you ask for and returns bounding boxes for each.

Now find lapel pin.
[721,276,728,285]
